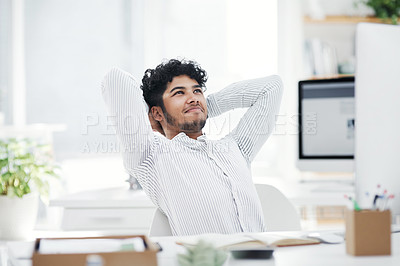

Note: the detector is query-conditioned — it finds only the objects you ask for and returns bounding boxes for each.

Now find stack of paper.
[38,237,145,254]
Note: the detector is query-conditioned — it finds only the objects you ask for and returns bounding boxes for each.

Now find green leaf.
[177,254,192,266]
[0,137,60,198]
[178,241,227,266]
[361,0,400,24]
[1,172,12,181]
[0,158,8,169]
[214,250,228,266]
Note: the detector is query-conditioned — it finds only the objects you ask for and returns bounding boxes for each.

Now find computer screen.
[355,23,400,222]
[297,77,355,172]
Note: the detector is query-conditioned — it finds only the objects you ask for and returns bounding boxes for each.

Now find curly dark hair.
[141,59,208,110]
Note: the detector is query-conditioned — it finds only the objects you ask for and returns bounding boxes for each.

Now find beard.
[178,119,206,132]
[163,110,206,133]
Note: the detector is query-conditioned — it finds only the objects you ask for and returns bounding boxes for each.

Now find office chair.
[148,208,172,237]
[148,184,301,236]
[254,183,301,231]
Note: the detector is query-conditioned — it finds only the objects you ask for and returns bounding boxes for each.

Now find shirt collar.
[172,132,207,143]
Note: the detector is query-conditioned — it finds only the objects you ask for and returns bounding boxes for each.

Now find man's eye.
[173,91,184,96]
[194,89,203,94]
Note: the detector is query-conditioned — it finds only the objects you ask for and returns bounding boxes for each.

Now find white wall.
[274,0,304,179]
[0,0,12,125]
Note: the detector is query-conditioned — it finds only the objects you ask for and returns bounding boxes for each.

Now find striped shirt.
[101,68,283,236]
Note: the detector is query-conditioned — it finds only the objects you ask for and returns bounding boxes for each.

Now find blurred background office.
[0,0,379,230]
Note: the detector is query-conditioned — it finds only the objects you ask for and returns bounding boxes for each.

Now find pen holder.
[345,209,391,256]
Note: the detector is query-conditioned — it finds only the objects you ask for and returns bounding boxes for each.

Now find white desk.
[153,232,400,266]
[3,231,400,266]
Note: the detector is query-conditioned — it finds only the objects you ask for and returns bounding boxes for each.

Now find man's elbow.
[270,75,283,94]
[261,75,283,97]
[101,67,139,94]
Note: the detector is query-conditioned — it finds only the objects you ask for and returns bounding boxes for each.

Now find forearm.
[101,68,153,170]
[217,75,283,162]
[206,76,282,118]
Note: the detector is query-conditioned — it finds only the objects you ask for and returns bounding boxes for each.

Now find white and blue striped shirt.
[102,68,283,236]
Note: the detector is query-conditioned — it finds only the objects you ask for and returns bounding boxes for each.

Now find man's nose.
[187,92,199,104]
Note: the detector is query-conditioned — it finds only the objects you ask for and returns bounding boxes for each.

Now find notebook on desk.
[176,233,320,250]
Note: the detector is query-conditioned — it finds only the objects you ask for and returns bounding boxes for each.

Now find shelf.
[308,74,354,80]
[304,15,398,24]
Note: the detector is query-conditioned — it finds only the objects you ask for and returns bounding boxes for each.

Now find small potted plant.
[0,138,59,240]
[359,0,400,24]
[178,240,227,266]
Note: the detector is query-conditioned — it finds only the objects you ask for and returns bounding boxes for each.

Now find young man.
[102,59,283,236]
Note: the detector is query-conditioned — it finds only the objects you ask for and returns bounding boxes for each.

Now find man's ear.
[151,106,164,122]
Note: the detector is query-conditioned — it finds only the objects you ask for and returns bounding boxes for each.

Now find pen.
[373,194,384,210]
[382,194,395,211]
[378,190,388,211]
[374,184,382,206]
[372,187,391,210]
[344,195,361,211]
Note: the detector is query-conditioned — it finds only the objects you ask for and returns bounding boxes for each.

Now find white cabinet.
[51,187,156,235]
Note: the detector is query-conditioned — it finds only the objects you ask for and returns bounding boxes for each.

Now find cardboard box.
[32,235,158,266]
[345,209,391,256]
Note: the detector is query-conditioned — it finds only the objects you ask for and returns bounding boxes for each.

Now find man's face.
[161,75,207,133]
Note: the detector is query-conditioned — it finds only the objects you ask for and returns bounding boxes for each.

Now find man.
[102,59,283,236]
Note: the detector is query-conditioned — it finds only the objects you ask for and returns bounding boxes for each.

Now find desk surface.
[3,231,400,266]
[153,233,400,266]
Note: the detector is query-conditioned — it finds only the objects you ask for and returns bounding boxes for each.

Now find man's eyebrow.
[169,85,201,93]
[169,86,184,93]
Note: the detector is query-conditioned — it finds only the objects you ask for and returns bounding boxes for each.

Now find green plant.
[0,138,59,198]
[178,240,227,266]
[359,0,400,24]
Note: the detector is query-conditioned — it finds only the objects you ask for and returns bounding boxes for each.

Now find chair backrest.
[148,208,172,237]
[148,184,301,236]
[254,183,301,231]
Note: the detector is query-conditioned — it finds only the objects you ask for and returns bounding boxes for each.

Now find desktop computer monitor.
[297,77,355,173]
[355,23,400,222]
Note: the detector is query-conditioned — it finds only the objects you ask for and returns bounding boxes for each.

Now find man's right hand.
[148,112,165,136]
